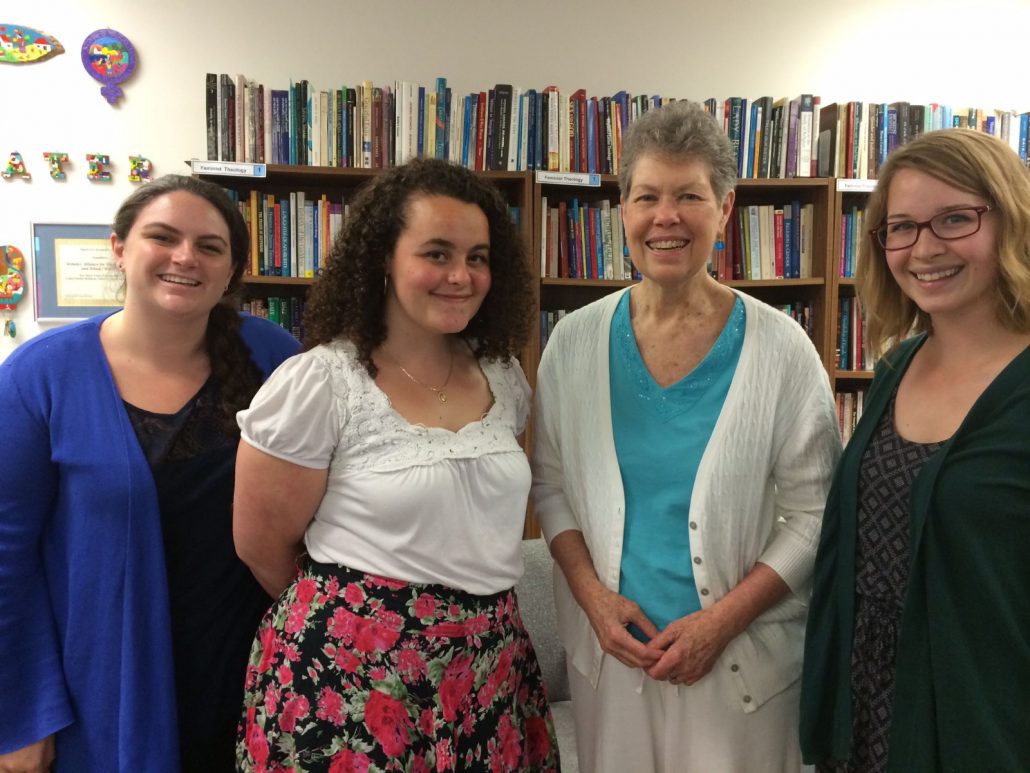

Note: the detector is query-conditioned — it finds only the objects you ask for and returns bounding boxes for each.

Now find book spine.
[205,74,218,160]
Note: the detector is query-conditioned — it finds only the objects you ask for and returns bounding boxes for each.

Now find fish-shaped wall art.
[0,24,64,65]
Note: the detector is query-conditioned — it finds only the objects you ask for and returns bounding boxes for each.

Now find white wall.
[3,0,1029,360]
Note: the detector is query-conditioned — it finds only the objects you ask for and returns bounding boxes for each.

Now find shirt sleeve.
[237,351,343,469]
[0,361,74,751]
[508,357,532,435]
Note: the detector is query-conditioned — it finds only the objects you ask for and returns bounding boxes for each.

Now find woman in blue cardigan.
[0,176,298,772]
[801,130,1030,772]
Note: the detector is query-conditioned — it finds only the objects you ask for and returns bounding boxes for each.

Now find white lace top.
[237,339,532,595]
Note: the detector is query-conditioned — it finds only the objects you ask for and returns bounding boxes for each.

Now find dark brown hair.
[113,174,262,434]
[302,158,534,375]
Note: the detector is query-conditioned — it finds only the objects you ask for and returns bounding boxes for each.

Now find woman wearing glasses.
[800,129,1030,773]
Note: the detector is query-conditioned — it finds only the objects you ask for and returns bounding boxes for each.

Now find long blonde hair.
[858,129,1030,356]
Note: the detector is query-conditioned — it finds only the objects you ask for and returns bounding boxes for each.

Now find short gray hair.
[618,100,737,201]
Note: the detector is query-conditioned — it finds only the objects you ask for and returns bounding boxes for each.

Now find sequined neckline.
[612,293,745,420]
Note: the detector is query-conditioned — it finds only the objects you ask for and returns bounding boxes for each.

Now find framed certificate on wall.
[32,222,121,320]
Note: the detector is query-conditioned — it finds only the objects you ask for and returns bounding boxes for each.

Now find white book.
[263,85,271,165]
[600,199,614,280]
[559,93,570,172]
[798,98,814,178]
[507,86,521,171]
[547,88,560,172]
[800,203,814,278]
[759,205,775,279]
[295,191,305,277]
[858,104,869,180]
[519,93,530,172]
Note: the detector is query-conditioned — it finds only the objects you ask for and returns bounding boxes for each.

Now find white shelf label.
[535,171,602,187]
[190,159,267,178]
[836,178,877,193]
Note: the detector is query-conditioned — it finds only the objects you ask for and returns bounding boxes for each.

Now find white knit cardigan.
[531,288,842,712]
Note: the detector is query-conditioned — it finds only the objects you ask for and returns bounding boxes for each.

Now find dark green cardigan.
[800,335,1030,773]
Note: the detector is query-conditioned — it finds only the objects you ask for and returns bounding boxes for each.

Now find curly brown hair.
[302,158,534,375]
[113,174,262,435]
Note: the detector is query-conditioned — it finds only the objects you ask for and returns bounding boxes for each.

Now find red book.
[557,200,568,278]
[773,208,785,278]
[574,89,588,173]
[272,202,282,273]
[475,92,487,172]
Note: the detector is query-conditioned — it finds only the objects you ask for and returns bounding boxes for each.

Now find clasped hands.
[582,584,734,686]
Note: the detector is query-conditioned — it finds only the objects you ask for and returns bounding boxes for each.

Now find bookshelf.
[830,179,878,442]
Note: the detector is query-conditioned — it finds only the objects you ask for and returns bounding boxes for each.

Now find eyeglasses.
[870,205,992,251]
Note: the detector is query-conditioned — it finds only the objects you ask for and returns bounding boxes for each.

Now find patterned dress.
[818,393,941,773]
[237,562,560,772]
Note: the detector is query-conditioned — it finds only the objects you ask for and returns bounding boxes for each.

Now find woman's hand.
[645,607,734,685]
[548,530,663,670]
[0,735,54,773]
[646,563,792,686]
[580,583,663,670]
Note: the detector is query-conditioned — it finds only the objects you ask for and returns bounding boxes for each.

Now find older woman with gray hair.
[531,100,841,772]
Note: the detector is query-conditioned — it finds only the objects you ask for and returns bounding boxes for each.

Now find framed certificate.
[31,222,121,320]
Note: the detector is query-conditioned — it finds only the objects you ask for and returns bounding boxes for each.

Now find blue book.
[417,86,425,157]
[527,89,543,171]
[1019,113,1030,163]
[747,102,760,178]
[444,87,452,161]
[594,206,604,279]
[435,77,447,160]
[791,200,801,279]
[288,83,297,165]
[280,199,290,278]
[586,98,597,175]
[461,95,473,168]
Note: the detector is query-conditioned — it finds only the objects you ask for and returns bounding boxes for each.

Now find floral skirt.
[237,559,561,772]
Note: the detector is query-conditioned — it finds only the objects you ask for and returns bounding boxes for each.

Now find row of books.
[837,297,875,372]
[242,296,304,339]
[541,299,815,351]
[835,388,866,446]
[819,101,1030,178]
[206,74,667,174]
[225,189,347,278]
[839,206,866,279]
[206,74,1030,178]
[710,95,820,179]
[539,197,638,280]
[712,203,816,281]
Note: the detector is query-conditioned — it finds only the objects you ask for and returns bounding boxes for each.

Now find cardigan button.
[689,521,697,530]
[730,664,740,672]
[700,588,709,596]
[743,695,752,703]
[693,556,702,565]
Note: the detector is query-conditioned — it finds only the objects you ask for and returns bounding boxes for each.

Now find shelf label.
[189,159,267,178]
[836,178,877,193]
[535,171,601,187]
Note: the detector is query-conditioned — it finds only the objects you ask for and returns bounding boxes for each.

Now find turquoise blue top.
[611,292,745,640]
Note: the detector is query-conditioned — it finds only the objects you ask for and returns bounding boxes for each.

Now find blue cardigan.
[0,312,298,771]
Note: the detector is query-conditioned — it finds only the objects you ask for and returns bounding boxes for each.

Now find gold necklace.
[395,350,454,403]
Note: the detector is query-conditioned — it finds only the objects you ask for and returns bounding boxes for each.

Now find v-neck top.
[610,292,745,636]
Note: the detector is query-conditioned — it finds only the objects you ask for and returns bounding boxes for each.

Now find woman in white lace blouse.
[232,158,560,772]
